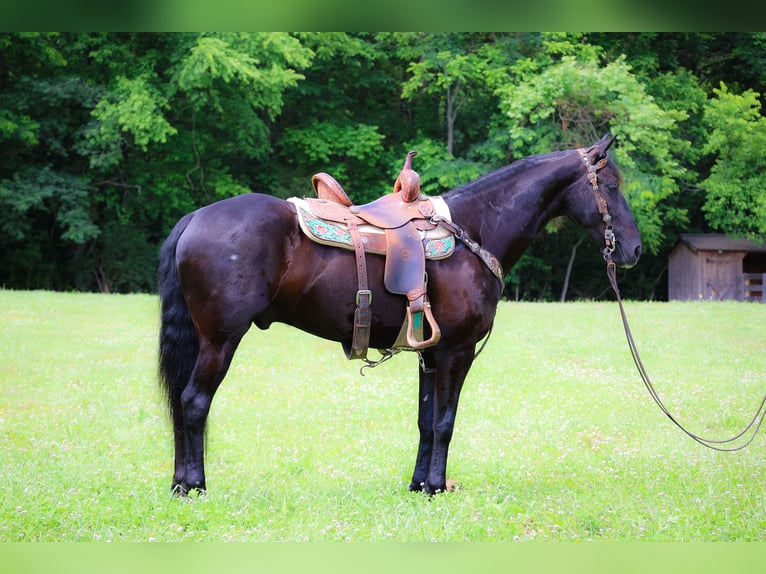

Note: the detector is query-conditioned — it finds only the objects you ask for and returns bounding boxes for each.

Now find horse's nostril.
[634,244,643,259]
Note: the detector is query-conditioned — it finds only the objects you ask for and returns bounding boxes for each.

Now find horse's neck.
[445,153,577,273]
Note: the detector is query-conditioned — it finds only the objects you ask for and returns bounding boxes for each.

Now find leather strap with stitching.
[347,221,371,359]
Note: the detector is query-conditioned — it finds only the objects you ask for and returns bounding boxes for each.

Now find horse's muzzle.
[615,242,642,268]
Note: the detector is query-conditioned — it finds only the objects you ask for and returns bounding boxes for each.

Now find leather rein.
[579,149,766,452]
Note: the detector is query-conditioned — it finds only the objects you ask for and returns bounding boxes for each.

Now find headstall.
[577,148,615,261]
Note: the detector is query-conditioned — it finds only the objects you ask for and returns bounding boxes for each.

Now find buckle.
[356,289,373,306]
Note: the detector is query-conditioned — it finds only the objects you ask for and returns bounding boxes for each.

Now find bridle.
[578,147,615,261]
[578,148,766,452]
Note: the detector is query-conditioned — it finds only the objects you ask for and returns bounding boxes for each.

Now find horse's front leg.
[410,351,436,491]
[424,346,475,494]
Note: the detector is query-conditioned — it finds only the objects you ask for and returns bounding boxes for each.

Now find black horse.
[158,134,642,495]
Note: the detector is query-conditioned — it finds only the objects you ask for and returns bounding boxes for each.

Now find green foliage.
[173,33,311,118]
[0,32,765,298]
[400,34,491,103]
[496,35,688,255]
[397,33,512,158]
[0,109,39,145]
[280,122,385,167]
[701,83,766,239]
[172,33,312,163]
[0,167,98,243]
[85,74,176,170]
[84,221,159,293]
[279,121,386,202]
[394,137,488,197]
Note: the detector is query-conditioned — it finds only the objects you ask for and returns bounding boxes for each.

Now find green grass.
[1,289,766,541]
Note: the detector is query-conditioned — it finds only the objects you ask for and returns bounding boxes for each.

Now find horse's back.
[181,193,295,238]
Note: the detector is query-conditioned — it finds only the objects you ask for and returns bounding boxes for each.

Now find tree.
[398,33,496,157]
[497,34,688,252]
[701,83,766,239]
[484,34,694,300]
[271,33,400,203]
[1,33,764,298]
[0,33,103,289]
[0,32,315,292]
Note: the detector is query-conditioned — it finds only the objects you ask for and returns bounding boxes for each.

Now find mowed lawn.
[1,289,765,541]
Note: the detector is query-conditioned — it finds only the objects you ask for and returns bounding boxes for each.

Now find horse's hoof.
[171,483,207,498]
[171,484,188,497]
[409,481,425,492]
[412,482,441,496]
[419,478,459,495]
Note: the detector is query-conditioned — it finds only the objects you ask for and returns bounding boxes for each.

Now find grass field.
[1,289,765,542]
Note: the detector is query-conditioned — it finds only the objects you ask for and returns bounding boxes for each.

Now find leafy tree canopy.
[0,32,763,299]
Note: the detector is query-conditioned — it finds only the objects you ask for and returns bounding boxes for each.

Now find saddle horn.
[393,150,421,203]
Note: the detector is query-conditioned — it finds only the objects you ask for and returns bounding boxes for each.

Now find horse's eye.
[606,183,618,193]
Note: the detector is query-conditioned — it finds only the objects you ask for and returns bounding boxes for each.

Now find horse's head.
[566,134,642,268]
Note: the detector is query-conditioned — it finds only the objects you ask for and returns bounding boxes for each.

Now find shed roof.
[675,233,766,253]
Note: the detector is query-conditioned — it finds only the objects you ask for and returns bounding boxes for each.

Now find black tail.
[157,213,198,423]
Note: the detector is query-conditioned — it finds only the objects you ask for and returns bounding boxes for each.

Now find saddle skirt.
[287,196,455,262]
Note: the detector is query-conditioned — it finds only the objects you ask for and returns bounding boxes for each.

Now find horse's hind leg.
[176,333,244,494]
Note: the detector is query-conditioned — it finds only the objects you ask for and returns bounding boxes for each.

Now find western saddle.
[288,151,452,362]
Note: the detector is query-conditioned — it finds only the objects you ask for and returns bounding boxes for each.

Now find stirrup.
[405,301,441,349]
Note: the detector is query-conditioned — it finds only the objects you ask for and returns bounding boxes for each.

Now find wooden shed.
[668,234,766,302]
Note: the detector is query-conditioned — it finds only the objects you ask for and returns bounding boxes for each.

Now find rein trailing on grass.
[578,145,766,452]
[606,259,766,452]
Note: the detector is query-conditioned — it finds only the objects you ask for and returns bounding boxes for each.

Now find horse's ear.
[588,133,617,161]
